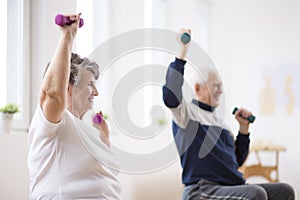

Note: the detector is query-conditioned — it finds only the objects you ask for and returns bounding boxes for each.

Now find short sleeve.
[29,104,64,137]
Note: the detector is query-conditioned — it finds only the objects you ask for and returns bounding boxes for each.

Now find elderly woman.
[27,13,121,199]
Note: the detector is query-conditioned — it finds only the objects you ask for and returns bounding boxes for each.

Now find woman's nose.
[93,86,99,96]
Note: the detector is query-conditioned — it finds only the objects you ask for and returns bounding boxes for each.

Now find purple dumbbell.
[93,113,103,124]
[55,14,84,28]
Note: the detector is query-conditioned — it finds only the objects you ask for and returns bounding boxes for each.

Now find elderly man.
[162,29,294,200]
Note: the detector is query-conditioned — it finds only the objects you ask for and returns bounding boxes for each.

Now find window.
[0,1,7,106]
[0,0,30,131]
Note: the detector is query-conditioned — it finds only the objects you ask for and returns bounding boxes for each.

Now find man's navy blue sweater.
[162,58,250,186]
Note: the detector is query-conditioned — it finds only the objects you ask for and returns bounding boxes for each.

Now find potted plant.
[0,103,19,134]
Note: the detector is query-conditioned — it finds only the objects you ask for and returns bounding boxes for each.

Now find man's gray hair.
[187,65,217,87]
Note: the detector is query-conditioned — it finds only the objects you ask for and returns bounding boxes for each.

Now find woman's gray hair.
[44,53,99,86]
[70,53,99,85]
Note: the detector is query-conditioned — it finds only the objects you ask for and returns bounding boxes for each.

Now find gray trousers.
[182,180,295,200]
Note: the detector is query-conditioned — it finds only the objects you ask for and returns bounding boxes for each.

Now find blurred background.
[0,0,299,199]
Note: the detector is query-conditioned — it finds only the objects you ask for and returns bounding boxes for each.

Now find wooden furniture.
[240,142,286,182]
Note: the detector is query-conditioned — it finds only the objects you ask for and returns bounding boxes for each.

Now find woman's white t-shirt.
[27,105,121,199]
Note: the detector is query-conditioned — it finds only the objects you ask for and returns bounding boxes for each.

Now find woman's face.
[70,69,99,117]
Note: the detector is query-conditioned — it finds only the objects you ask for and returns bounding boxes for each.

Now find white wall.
[0,134,29,199]
[209,0,300,198]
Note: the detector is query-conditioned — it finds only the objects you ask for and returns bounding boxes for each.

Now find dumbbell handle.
[232,107,256,123]
[55,14,84,28]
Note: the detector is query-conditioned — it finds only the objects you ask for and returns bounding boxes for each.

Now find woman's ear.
[67,84,73,95]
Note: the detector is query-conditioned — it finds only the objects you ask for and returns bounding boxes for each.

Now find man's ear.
[195,83,201,93]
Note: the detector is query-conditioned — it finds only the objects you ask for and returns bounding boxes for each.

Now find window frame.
[6,0,31,131]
